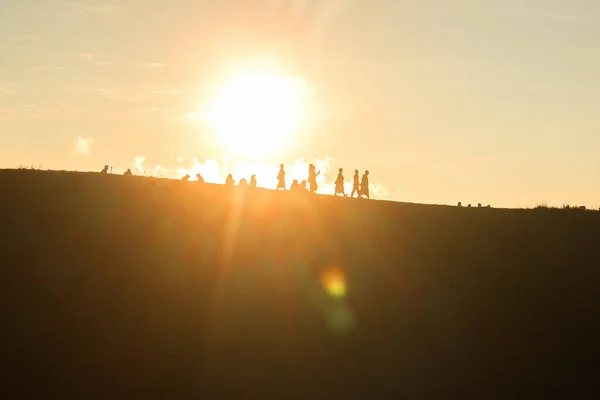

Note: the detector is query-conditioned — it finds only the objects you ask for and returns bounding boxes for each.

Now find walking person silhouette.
[277,164,287,190]
[334,168,347,197]
[359,170,370,199]
[351,169,360,198]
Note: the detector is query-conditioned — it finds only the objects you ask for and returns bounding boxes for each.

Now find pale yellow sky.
[1,0,600,207]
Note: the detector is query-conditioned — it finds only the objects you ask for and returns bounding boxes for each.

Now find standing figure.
[308,164,320,193]
[359,170,370,199]
[226,174,235,186]
[124,168,133,176]
[334,168,347,196]
[101,165,109,174]
[239,178,248,188]
[351,170,360,198]
[181,174,190,181]
[277,164,286,190]
[250,174,257,188]
[196,173,204,184]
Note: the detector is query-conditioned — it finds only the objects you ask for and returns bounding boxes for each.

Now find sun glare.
[202,72,308,157]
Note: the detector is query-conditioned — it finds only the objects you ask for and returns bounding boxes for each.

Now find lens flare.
[320,266,347,298]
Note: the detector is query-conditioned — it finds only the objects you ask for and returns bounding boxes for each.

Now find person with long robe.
[308,164,320,193]
[351,170,360,198]
[249,175,257,188]
[276,164,286,190]
[359,170,370,199]
[334,168,347,196]
[226,174,235,186]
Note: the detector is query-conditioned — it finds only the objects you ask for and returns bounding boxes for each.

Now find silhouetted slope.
[1,169,600,398]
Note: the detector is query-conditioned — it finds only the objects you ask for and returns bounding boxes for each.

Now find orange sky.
[1,0,600,208]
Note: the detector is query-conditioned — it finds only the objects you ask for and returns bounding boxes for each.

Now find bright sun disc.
[203,73,306,157]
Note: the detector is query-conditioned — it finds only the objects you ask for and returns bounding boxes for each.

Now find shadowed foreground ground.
[1,169,600,398]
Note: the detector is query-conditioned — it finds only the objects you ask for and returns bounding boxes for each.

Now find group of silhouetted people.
[458,202,491,208]
[277,163,320,193]
[335,167,370,199]
[100,163,371,199]
[224,173,257,188]
[277,164,371,199]
[181,173,206,184]
[175,171,259,190]
[101,165,129,176]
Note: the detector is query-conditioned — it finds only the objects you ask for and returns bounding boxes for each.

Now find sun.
[202,72,308,157]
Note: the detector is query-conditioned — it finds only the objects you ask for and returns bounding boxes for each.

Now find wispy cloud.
[70,53,115,67]
[152,165,169,178]
[64,85,122,100]
[27,65,67,71]
[62,83,183,104]
[60,1,120,16]
[439,4,600,26]
[70,52,97,61]
[0,86,15,95]
[133,156,146,174]
[494,7,600,25]
[127,62,166,69]
[72,136,94,156]
[150,89,181,96]
[0,104,74,121]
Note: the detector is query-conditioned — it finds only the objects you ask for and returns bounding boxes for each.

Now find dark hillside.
[1,169,600,397]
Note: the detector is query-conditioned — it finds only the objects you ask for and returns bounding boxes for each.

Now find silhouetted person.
[196,173,204,184]
[101,165,109,174]
[239,178,248,188]
[458,202,462,207]
[290,179,299,192]
[181,174,190,182]
[308,164,320,193]
[299,180,307,191]
[335,168,347,196]
[359,170,369,199]
[249,174,257,188]
[277,164,286,190]
[124,168,133,176]
[226,174,235,186]
[351,169,360,197]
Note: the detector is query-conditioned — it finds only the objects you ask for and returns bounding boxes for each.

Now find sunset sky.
[1,0,599,207]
